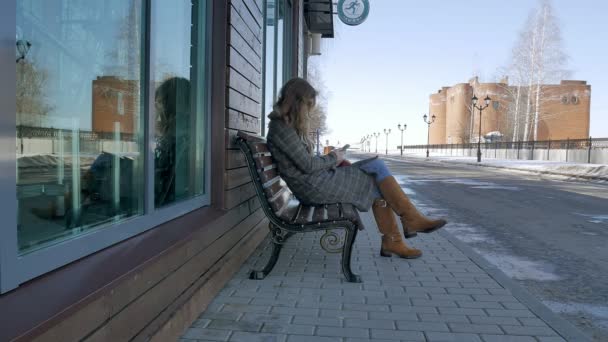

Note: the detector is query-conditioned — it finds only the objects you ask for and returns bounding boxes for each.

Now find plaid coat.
[267,119,376,211]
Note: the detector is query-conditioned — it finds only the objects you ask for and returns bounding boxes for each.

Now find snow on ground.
[542,301,608,329]
[378,152,608,181]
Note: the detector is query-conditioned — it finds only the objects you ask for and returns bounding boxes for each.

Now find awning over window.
[304,0,334,38]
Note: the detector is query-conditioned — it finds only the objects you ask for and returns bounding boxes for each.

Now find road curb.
[438,229,593,342]
[381,154,608,182]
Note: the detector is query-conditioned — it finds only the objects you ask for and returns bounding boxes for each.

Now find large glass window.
[152,0,206,207]
[7,0,209,289]
[262,0,293,134]
[16,0,145,253]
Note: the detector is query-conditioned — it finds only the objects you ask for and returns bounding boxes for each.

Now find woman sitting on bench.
[266,78,447,259]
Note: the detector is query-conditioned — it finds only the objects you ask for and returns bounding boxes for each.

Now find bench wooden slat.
[294,205,315,224]
[269,188,292,213]
[326,203,340,221]
[250,142,269,153]
[341,203,357,221]
[253,155,274,169]
[264,178,286,198]
[259,168,279,183]
[278,200,300,222]
[312,205,327,222]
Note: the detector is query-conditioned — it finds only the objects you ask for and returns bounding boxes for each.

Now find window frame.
[0,0,213,293]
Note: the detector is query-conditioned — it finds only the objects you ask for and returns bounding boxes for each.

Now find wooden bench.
[236,131,364,283]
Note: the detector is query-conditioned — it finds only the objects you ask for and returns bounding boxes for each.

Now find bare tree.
[506,0,569,141]
[16,60,53,122]
[306,61,330,137]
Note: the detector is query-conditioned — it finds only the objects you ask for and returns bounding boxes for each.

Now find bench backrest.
[236,130,363,230]
[236,131,301,225]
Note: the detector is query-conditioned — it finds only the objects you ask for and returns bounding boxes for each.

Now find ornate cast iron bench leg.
[249,223,288,280]
[341,225,362,283]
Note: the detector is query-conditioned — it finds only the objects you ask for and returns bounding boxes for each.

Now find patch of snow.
[543,300,608,320]
[476,251,562,281]
[575,213,608,225]
[446,223,495,244]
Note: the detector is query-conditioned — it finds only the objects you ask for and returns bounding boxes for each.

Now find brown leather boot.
[372,199,422,259]
[377,176,447,238]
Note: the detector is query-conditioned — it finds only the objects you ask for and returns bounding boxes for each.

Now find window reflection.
[16,0,144,253]
[152,0,205,207]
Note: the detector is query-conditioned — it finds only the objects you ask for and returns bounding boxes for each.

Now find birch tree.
[507,0,569,141]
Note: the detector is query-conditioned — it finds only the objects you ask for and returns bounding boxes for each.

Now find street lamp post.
[472,94,491,162]
[373,132,380,153]
[383,129,391,155]
[423,114,436,158]
[397,124,407,156]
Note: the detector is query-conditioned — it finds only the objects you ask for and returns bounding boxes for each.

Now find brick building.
[429,77,591,144]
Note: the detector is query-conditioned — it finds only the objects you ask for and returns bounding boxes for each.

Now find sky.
[313,0,608,149]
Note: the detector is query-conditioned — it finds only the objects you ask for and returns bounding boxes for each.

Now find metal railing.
[402,137,608,164]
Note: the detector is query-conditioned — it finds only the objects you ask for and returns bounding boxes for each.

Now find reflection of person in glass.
[154,77,191,207]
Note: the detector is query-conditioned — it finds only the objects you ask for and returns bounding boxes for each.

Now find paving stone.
[480,334,536,342]
[287,335,340,342]
[292,315,342,327]
[344,318,396,329]
[261,323,315,335]
[468,315,520,326]
[369,311,418,321]
[500,325,558,336]
[425,332,483,342]
[517,317,549,327]
[418,313,471,323]
[229,331,286,342]
[456,300,505,309]
[182,328,231,341]
[207,319,262,332]
[370,329,426,341]
[448,322,503,334]
[316,326,370,338]
[320,309,368,319]
[486,309,536,318]
[396,321,450,332]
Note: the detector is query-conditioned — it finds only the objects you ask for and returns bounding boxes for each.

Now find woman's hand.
[331,149,345,166]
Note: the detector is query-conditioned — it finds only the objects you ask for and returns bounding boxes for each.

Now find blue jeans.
[358,159,392,198]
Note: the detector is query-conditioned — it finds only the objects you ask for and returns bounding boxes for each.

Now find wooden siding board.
[228,68,261,103]
[230,5,262,48]
[233,0,262,30]
[227,109,260,133]
[224,182,256,210]
[230,1,261,41]
[229,27,262,73]
[226,149,248,170]
[228,88,261,116]
[225,167,252,190]
[228,47,262,88]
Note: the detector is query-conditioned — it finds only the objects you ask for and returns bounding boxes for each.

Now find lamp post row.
[361,93,490,160]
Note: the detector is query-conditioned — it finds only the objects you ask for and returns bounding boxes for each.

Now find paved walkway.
[181,212,587,342]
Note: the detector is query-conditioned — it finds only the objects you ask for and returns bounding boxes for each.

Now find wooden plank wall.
[224,0,264,211]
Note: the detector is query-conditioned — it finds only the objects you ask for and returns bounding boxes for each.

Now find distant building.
[429,77,591,144]
[92,76,138,135]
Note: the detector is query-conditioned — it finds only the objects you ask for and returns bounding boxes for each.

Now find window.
[3,0,210,292]
[16,0,146,254]
[262,0,294,135]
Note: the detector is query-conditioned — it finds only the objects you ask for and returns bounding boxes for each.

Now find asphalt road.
[363,154,608,341]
